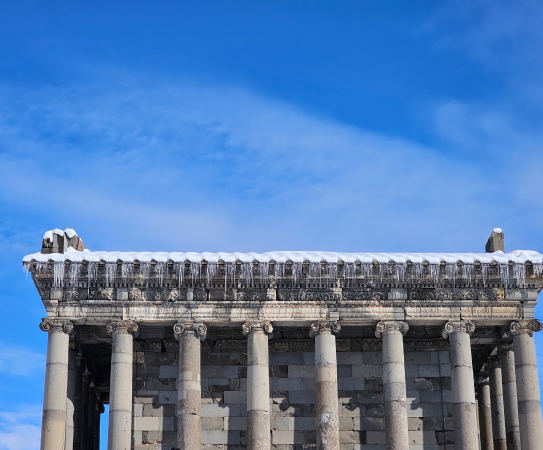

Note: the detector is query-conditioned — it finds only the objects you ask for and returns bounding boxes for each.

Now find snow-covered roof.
[22,248,543,265]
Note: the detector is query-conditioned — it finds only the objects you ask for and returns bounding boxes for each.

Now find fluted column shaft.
[509,319,543,450]
[40,319,73,450]
[488,357,507,450]
[244,322,273,450]
[478,377,494,450]
[443,320,478,450]
[498,344,521,450]
[375,321,409,450]
[107,321,138,450]
[311,321,340,450]
[175,322,207,450]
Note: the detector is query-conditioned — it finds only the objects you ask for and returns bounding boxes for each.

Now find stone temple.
[24,228,543,450]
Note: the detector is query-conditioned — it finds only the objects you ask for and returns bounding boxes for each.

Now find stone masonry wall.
[132,340,454,450]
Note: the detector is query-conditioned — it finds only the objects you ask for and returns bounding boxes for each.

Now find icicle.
[174,262,184,288]
[395,263,406,283]
[344,263,357,286]
[105,263,117,287]
[36,262,49,274]
[361,263,372,280]
[241,262,253,287]
[87,262,98,284]
[445,264,458,288]
[190,262,201,286]
[428,265,439,285]
[275,262,285,280]
[260,262,269,281]
[499,264,510,289]
[122,263,134,284]
[206,262,218,287]
[533,263,543,278]
[481,263,490,288]
[225,262,235,288]
[53,261,65,288]
[140,263,151,287]
[513,263,526,287]
[69,263,82,286]
[155,262,166,287]
[308,262,320,278]
[413,263,424,280]
[463,264,474,287]
[327,263,338,281]
[292,262,303,285]
[379,263,389,281]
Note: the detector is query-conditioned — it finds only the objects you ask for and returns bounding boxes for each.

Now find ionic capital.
[39,318,74,335]
[309,320,340,338]
[106,320,138,336]
[442,320,475,339]
[508,319,543,337]
[242,321,273,336]
[497,341,514,354]
[173,321,207,341]
[486,355,501,370]
[374,320,408,338]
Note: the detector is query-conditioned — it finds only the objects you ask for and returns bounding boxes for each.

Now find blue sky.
[1,1,543,448]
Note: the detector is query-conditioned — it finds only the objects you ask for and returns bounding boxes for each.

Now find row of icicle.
[26,260,543,289]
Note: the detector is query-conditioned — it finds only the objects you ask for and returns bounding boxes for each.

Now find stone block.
[201,403,241,417]
[133,403,143,417]
[302,377,316,390]
[201,366,224,378]
[202,417,224,430]
[422,417,444,430]
[302,352,316,365]
[354,417,384,431]
[207,377,230,387]
[270,353,304,365]
[275,416,290,430]
[272,430,304,444]
[407,403,442,418]
[408,430,438,445]
[145,378,176,391]
[239,378,247,391]
[364,377,383,391]
[363,352,382,364]
[270,365,288,378]
[159,365,178,379]
[405,377,415,390]
[408,417,422,431]
[404,352,434,365]
[337,365,352,377]
[289,390,315,404]
[223,365,239,378]
[158,391,176,405]
[288,365,316,378]
[224,417,247,430]
[201,430,241,444]
[338,377,364,390]
[143,404,175,417]
[404,364,418,377]
[336,352,364,365]
[272,377,303,391]
[352,364,382,377]
[223,391,247,404]
[357,391,383,404]
[366,431,385,445]
[419,391,442,403]
[133,430,143,445]
[340,431,364,444]
[439,363,452,377]
[339,417,354,431]
[438,351,450,364]
[134,417,159,431]
[418,365,440,378]
[290,417,316,430]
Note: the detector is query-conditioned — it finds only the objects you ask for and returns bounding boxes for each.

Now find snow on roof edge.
[22,248,543,265]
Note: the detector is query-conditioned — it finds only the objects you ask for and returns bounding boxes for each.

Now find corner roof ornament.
[41,228,86,254]
[486,228,504,253]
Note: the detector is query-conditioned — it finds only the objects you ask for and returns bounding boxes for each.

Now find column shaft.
[499,346,521,450]
[80,372,90,450]
[489,359,507,450]
[107,321,137,450]
[376,321,409,450]
[40,320,72,450]
[510,320,543,450]
[176,322,205,450]
[66,346,78,450]
[478,379,493,450]
[311,322,340,450]
[87,390,96,450]
[73,357,83,450]
[444,321,478,450]
[244,322,272,450]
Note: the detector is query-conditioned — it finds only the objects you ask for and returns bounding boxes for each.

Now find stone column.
[80,369,90,450]
[375,321,409,450]
[310,321,341,450]
[509,319,543,450]
[498,342,521,450]
[488,356,507,450]
[66,342,78,450]
[243,321,273,450]
[478,375,493,450]
[39,318,74,450]
[73,354,83,450]
[87,387,96,450]
[94,401,104,450]
[443,320,478,450]
[174,321,207,450]
[106,320,138,450]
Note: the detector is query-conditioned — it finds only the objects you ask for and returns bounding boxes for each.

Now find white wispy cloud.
[0,346,45,377]
[0,407,41,450]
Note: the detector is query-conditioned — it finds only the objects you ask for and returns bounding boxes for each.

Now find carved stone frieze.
[508,319,543,336]
[309,320,341,338]
[497,341,513,354]
[375,320,409,338]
